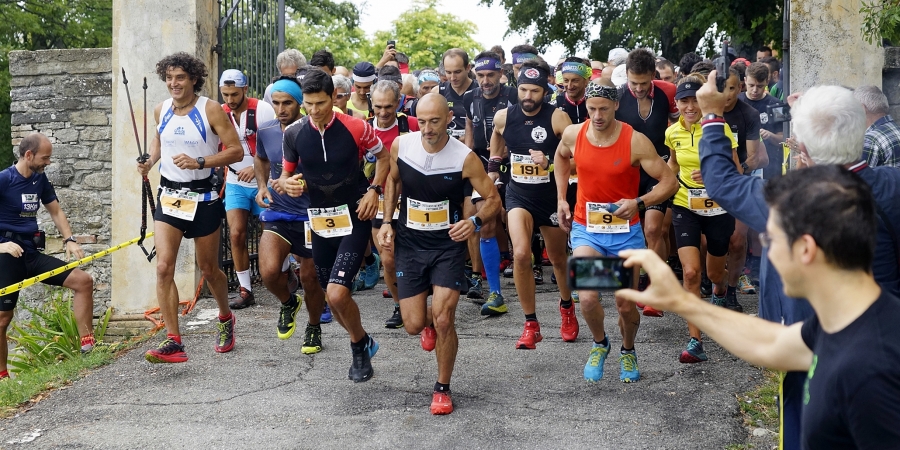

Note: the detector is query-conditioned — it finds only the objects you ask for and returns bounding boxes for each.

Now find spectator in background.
[739,62,783,180]
[309,50,336,75]
[853,85,900,168]
[756,45,773,61]
[759,56,784,100]
[656,58,676,83]
[263,49,307,104]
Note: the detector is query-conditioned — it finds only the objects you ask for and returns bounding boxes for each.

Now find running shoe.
[363,254,381,289]
[229,287,255,309]
[584,339,610,382]
[320,304,333,323]
[348,336,378,383]
[499,258,512,274]
[533,266,544,285]
[503,261,514,278]
[383,289,392,298]
[738,274,757,295]
[352,274,365,292]
[467,275,484,300]
[515,321,543,349]
[572,291,579,303]
[710,291,727,308]
[431,391,453,415]
[679,337,708,363]
[724,290,744,313]
[145,338,188,364]
[643,305,664,317]
[277,293,303,340]
[559,301,579,342]
[421,325,436,352]
[541,248,551,266]
[551,272,557,284]
[385,305,403,328]
[699,274,712,298]
[301,324,323,354]
[215,314,235,353]
[619,351,640,383]
[481,292,508,316]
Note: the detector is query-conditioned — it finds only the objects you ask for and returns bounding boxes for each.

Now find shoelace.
[217,320,232,345]
[621,353,636,372]
[688,339,702,353]
[589,347,606,366]
[279,303,295,327]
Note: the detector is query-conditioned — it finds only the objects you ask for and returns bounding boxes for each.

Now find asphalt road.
[0,268,773,449]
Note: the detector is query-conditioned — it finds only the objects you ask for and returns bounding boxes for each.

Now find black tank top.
[616,85,671,160]
[503,102,560,194]
[553,93,588,124]
[464,85,516,158]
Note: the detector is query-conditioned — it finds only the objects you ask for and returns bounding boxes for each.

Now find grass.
[725,368,781,450]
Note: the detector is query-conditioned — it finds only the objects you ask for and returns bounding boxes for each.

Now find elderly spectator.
[853,85,900,168]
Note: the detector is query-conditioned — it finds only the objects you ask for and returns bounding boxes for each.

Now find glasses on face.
[759,232,771,248]
[336,93,350,99]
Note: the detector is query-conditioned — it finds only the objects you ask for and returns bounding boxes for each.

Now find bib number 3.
[308,204,353,237]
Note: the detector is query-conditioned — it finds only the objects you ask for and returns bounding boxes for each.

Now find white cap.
[219,69,248,87]
[611,64,627,87]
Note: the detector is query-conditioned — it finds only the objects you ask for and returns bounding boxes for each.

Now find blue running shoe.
[348,336,379,383]
[572,291,579,303]
[679,337,708,363]
[710,291,726,307]
[584,338,610,382]
[351,274,364,293]
[619,352,640,382]
[480,292,508,316]
[320,304,333,323]
[363,253,381,289]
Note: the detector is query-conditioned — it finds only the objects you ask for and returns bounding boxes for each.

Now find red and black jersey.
[282,112,383,208]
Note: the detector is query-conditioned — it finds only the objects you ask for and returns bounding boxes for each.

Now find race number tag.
[510,153,550,184]
[688,189,725,216]
[304,221,313,249]
[308,204,353,237]
[375,195,399,220]
[586,202,629,233]
[569,174,578,185]
[406,198,450,230]
[160,188,200,221]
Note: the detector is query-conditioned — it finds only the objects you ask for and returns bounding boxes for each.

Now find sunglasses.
[336,93,351,99]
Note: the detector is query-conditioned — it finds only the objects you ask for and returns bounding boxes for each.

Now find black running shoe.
[700,274,712,298]
[384,305,403,329]
[533,266,544,285]
[301,324,323,354]
[348,337,378,383]
[724,290,744,313]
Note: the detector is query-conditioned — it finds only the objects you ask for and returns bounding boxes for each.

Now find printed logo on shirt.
[531,126,547,143]
[21,193,39,215]
[759,112,769,125]
[174,126,185,136]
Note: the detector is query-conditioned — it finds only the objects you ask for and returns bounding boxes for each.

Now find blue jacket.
[699,121,813,325]
[851,163,900,297]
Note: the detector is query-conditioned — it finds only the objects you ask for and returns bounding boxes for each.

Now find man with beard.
[438,49,475,141]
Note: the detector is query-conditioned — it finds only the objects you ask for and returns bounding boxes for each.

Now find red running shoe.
[559,302,579,342]
[431,391,453,415]
[421,326,436,352]
[145,338,188,364]
[383,289,392,298]
[642,306,664,317]
[215,314,235,353]
[516,321,543,349]
[635,302,646,310]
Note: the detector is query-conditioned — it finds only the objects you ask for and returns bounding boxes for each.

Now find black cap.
[675,81,700,100]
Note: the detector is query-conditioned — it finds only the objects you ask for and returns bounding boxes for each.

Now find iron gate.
[214,0,285,290]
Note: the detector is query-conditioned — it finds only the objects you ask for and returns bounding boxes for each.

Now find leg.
[540,225,572,301]
[226,208,252,289]
[153,221,186,336]
[573,246,607,342]
[259,231,292,303]
[298,257,325,324]
[431,286,459,385]
[678,246,703,340]
[0,310,13,374]
[61,269,94,338]
[507,208,536,314]
[371,227,398,300]
[464,199,482,274]
[643,209,667,260]
[193,227,231,318]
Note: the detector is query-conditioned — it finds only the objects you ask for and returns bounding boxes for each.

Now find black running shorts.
[671,205,734,257]
[0,251,74,310]
[506,186,559,228]
[153,193,224,239]
[394,240,468,299]
[311,216,372,290]
[639,171,671,214]
[262,220,313,259]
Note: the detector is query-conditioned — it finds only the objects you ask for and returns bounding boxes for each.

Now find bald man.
[378,93,501,415]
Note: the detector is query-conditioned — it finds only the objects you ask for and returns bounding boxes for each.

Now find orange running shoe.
[559,301,579,342]
[421,326,436,352]
[516,321,543,349]
[431,391,453,415]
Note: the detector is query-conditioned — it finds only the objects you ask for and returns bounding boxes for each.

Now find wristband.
[63,236,77,245]
[488,159,501,173]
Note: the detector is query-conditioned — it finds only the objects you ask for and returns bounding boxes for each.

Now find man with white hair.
[697,72,900,450]
[853,85,900,168]
[263,49,307,104]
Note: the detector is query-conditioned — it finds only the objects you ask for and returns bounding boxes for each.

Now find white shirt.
[225,99,276,188]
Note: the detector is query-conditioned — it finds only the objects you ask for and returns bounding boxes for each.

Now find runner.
[280,69,388,382]
[462,50,517,311]
[218,69,276,309]
[665,74,739,363]
[254,78,328,354]
[438,48,475,141]
[137,52,243,363]
[489,61,574,348]
[555,81,677,382]
[378,93,501,415]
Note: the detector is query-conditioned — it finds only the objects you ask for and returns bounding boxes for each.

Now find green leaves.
[861,0,900,46]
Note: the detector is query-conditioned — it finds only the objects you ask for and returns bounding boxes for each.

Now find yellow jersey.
[665,116,737,209]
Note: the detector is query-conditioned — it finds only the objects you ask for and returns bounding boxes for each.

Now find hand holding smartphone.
[568,256,637,290]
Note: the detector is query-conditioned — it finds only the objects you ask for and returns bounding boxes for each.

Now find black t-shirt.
[723,99,761,164]
[438,80,475,140]
[616,85,672,160]
[799,291,900,449]
[739,92,783,179]
[551,93,588,125]
[463,85,517,157]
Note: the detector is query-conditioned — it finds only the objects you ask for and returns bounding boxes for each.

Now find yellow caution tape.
[0,233,154,296]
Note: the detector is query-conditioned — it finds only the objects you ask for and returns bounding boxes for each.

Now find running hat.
[517,65,550,89]
[675,81,700,100]
[271,79,303,104]
[220,69,248,87]
[418,70,440,84]
[561,61,591,79]
[474,56,502,71]
[352,62,377,83]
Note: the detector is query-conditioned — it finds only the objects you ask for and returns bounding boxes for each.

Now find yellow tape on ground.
[0,233,154,296]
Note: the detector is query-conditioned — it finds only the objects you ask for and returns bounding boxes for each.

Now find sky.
[352,0,570,64]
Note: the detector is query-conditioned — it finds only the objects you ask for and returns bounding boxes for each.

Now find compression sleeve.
[358,119,383,157]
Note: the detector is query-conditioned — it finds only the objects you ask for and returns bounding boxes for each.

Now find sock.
[621,346,635,354]
[281,256,291,272]
[560,298,573,309]
[480,237,502,293]
[594,336,609,347]
[219,313,233,322]
[434,382,450,393]
[80,334,95,348]
[351,334,370,352]
[727,285,737,296]
[0,370,8,379]
[525,313,537,322]
[236,270,252,291]
[365,254,376,266]
[167,333,182,345]
[308,322,321,330]
[284,294,299,307]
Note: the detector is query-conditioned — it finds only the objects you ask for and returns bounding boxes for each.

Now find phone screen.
[567,256,635,290]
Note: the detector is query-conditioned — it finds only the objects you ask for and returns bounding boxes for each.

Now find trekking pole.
[122,69,156,261]
[121,68,143,157]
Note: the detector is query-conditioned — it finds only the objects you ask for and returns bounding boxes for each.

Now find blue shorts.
[224,183,264,215]
[570,221,646,256]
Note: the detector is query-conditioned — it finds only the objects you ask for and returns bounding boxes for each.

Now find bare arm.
[747,138,769,170]
[554,125,578,232]
[44,200,84,260]
[358,144,390,220]
[377,141,402,248]
[633,132,677,206]
[489,109,507,161]
[551,108,573,137]
[464,117,474,150]
[203,100,243,167]
[448,152,500,242]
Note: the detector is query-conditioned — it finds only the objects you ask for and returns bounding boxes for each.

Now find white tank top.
[157,96,220,182]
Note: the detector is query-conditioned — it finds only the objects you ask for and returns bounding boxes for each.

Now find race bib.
[308,204,353,237]
[569,174,578,185]
[586,202,629,233]
[688,189,725,216]
[406,198,450,231]
[304,221,313,249]
[510,153,550,184]
[375,195,400,221]
[160,188,200,221]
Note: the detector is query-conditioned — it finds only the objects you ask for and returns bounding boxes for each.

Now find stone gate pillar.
[110,1,218,317]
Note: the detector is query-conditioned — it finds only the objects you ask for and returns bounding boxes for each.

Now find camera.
[765,102,791,124]
[713,40,729,93]
[387,40,396,49]
[567,256,636,290]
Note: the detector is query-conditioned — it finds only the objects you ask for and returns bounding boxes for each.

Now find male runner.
[508,44,540,87]
[137,52,243,363]
[555,82,677,382]
[218,69,276,308]
[254,79,327,354]
[489,61,574,348]
[378,93,501,415]
[280,69,388,382]
[437,48,475,141]
[462,50,517,311]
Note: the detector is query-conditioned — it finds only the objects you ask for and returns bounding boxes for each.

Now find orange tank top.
[573,120,641,226]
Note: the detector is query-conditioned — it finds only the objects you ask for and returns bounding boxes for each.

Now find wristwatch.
[741,162,750,173]
[468,216,482,232]
[636,197,646,212]
[367,185,383,195]
[703,113,724,121]
[63,236,77,245]
[196,156,206,170]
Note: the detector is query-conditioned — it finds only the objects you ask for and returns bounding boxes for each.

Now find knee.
[0,313,13,329]
[643,222,662,241]
[326,284,350,307]
[578,291,601,310]
[156,259,176,280]
[229,228,247,245]
[729,234,746,251]
[682,264,700,285]
[403,321,425,336]
[512,247,531,265]
[432,310,455,335]
[380,250,395,268]
[70,270,94,292]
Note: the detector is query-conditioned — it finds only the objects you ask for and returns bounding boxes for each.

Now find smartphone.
[714,40,729,93]
[567,256,636,290]
[387,40,396,49]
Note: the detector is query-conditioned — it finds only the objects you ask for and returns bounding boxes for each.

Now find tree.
[362,0,482,71]
[285,16,369,68]
[0,0,112,168]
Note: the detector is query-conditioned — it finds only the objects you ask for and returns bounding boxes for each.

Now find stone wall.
[8,48,112,315]
[885,47,900,119]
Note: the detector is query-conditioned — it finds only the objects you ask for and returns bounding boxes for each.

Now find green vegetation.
[861,0,900,46]
[724,368,780,449]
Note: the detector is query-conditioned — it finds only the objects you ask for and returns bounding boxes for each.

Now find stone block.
[91,141,112,161]
[83,172,112,189]
[11,111,69,125]
[54,127,80,143]
[9,48,112,76]
[70,110,109,126]
[45,165,75,187]
[73,160,105,171]
[886,47,900,70]
[53,144,93,159]
[91,96,112,110]
[57,75,112,98]
[80,126,111,141]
